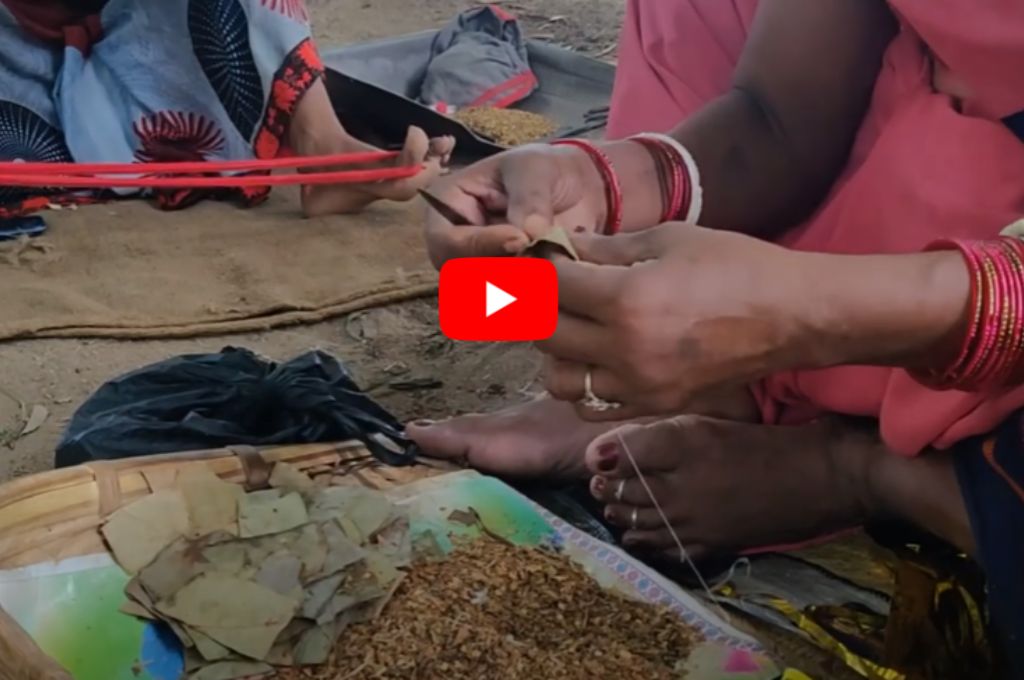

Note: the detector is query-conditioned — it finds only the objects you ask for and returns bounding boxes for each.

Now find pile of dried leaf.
[452,107,558,146]
[102,463,411,680]
[282,539,701,680]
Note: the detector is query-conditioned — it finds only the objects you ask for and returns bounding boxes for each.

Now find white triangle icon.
[485,281,517,318]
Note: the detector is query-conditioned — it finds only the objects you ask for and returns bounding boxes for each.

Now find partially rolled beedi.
[520,226,580,261]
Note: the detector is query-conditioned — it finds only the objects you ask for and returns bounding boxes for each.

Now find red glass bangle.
[629,137,672,223]
[918,238,1024,390]
[629,135,692,222]
[551,139,623,235]
[1004,237,1024,383]
[918,239,983,387]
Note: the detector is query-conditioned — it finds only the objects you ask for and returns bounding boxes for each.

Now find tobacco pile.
[452,107,558,146]
[104,464,701,680]
[281,539,701,680]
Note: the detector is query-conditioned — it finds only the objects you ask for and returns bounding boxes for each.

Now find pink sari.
[607,0,1024,456]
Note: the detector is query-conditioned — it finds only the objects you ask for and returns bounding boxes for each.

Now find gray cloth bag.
[419,6,537,109]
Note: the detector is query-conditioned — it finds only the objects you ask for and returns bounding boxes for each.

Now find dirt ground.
[0,0,624,481]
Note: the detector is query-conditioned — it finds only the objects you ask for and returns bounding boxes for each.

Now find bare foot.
[584,416,878,559]
[287,79,454,216]
[406,386,760,481]
[406,397,625,480]
[299,126,454,216]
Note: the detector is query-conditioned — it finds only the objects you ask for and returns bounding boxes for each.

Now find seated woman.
[410,0,1024,672]
[0,0,453,217]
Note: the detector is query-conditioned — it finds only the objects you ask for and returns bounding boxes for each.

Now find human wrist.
[558,143,610,232]
[801,250,970,369]
[599,141,664,232]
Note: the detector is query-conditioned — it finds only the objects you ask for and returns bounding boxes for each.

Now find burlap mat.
[0,188,438,340]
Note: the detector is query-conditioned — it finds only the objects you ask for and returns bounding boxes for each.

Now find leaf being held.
[521,226,580,261]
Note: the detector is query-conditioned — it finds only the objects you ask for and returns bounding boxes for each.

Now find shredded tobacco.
[452,107,558,146]
[277,539,700,680]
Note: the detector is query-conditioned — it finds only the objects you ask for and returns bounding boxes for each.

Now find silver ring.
[630,506,638,530]
[580,368,623,413]
[614,479,626,502]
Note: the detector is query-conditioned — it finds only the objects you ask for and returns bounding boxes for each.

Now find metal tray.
[323,31,615,161]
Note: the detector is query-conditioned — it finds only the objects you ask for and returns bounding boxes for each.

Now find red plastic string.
[0,166,422,189]
[1,151,402,176]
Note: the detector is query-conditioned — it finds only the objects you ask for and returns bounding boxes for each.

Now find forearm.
[668,89,841,236]
[595,91,823,236]
[596,0,896,238]
[794,250,971,370]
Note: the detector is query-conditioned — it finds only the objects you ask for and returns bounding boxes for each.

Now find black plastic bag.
[56,347,417,468]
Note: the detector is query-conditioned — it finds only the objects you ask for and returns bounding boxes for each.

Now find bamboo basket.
[0,441,448,680]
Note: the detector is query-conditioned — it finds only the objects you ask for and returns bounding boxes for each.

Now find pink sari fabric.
[608,0,1024,456]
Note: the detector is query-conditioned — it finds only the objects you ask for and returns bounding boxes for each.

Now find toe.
[584,419,685,478]
[621,528,677,550]
[602,504,664,531]
[584,424,643,478]
[589,474,670,507]
[406,418,468,461]
[429,135,456,163]
[401,126,431,164]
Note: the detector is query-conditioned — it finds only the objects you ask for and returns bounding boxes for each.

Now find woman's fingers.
[454,223,530,257]
[501,145,562,236]
[543,358,623,403]
[423,177,530,265]
[535,312,610,365]
[570,222,680,266]
[552,258,626,320]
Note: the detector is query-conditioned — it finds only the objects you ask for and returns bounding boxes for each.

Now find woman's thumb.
[502,154,558,238]
[570,224,672,265]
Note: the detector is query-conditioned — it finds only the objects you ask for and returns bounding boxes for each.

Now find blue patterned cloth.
[0,0,321,212]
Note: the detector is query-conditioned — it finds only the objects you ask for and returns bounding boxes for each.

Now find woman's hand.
[537,224,813,419]
[536,223,970,421]
[423,144,607,268]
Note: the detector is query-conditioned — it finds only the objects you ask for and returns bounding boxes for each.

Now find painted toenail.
[596,443,618,472]
[591,476,606,495]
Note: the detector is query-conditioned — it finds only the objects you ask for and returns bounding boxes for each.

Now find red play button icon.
[439,258,558,341]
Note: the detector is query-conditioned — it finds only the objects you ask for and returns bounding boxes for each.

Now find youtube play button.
[439,258,558,341]
[486,282,517,317]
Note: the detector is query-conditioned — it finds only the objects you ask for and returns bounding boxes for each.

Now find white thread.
[582,368,622,412]
[616,430,730,623]
[633,132,703,225]
[709,557,752,592]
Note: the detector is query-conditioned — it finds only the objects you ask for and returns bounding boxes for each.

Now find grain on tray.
[452,107,558,146]
[278,538,701,680]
